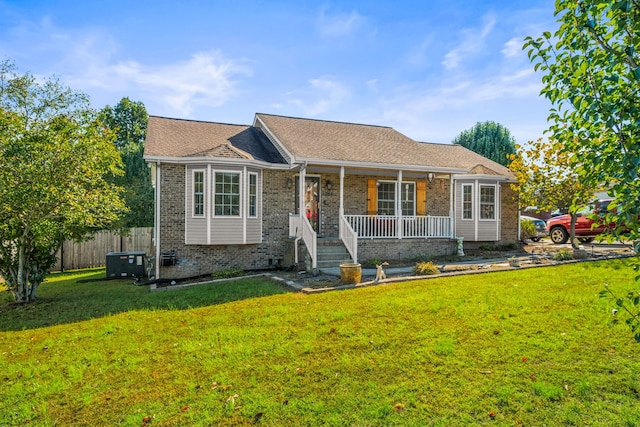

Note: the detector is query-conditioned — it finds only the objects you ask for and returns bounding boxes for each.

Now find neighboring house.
[144,113,518,279]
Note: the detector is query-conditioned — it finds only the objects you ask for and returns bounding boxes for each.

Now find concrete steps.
[315,238,353,269]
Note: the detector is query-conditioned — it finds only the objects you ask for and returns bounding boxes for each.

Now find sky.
[0,0,558,145]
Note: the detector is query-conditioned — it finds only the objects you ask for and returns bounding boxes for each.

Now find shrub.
[414,261,440,275]
[520,219,536,240]
[212,267,245,279]
[411,253,433,263]
[551,249,573,261]
[364,257,383,267]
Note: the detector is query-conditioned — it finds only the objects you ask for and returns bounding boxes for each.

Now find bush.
[411,253,433,263]
[551,249,573,261]
[212,268,245,279]
[414,261,440,275]
[520,219,536,240]
[364,257,383,267]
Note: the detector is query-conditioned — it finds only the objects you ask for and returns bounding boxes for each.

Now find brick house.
[144,113,518,279]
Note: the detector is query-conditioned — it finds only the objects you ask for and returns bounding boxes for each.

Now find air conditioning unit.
[106,251,147,278]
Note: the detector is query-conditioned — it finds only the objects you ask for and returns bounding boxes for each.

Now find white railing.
[345,215,452,239]
[339,214,358,263]
[301,215,317,269]
[289,213,318,269]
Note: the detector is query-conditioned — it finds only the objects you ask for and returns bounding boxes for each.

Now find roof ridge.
[255,112,394,130]
[149,115,248,127]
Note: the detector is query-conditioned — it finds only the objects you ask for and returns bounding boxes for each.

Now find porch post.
[449,174,455,238]
[339,166,344,216]
[396,170,403,239]
[299,165,306,217]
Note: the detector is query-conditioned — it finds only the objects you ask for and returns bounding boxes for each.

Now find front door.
[295,176,320,232]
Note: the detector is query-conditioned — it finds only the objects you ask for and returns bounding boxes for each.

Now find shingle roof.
[144,116,286,164]
[145,113,514,178]
[256,113,513,176]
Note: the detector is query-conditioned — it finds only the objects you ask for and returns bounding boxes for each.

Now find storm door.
[295,176,320,232]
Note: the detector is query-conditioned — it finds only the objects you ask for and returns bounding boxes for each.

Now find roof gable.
[144,116,286,163]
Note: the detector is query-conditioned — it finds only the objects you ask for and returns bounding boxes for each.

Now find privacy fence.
[52,227,154,271]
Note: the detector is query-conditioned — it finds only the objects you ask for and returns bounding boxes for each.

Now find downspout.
[153,162,161,279]
[397,170,403,239]
[449,174,454,238]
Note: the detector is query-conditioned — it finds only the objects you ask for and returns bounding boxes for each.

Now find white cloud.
[502,37,523,58]
[378,67,545,143]
[366,78,379,91]
[74,52,252,117]
[318,7,364,38]
[1,17,252,117]
[442,15,496,70]
[286,76,349,116]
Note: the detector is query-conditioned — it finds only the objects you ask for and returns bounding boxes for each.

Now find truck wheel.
[550,227,569,244]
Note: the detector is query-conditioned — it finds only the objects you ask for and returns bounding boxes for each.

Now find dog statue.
[374,261,389,283]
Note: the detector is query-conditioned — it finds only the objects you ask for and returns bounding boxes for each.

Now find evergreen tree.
[452,121,517,166]
[100,98,153,228]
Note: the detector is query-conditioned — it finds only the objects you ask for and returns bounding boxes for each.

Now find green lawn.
[1,260,639,426]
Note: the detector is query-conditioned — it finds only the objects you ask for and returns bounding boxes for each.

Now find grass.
[1,260,639,426]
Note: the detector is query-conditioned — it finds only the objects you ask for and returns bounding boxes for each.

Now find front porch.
[284,163,463,270]
[289,213,454,270]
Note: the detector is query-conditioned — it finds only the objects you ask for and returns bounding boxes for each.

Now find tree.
[452,121,517,166]
[508,138,594,248]
[0,60,126,302]
[100,98,153,228]
[524,0,640,339]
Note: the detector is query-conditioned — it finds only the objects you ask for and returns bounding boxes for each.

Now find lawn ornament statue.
[374,261,389,283]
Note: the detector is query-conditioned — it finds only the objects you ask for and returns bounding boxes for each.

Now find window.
[377,181,415,215]
[248,173,257,217]
[480,185,496,220]
[377,182,395,215]
[193,170,205,217]
[215,172,240,216]
[401,182,415,216]
[462,184,473,219]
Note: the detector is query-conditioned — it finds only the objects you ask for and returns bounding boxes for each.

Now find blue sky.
[0,0,557,144]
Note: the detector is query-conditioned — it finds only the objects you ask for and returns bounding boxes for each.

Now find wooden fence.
[52,227,154,271]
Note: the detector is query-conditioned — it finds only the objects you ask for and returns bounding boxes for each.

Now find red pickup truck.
[546,199,617,244]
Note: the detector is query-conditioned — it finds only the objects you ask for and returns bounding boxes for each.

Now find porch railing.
[339,214,358,263]
[344,215,452,239]
[289,213,317,269]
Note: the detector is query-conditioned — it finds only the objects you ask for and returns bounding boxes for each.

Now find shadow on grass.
[0,269,291,331]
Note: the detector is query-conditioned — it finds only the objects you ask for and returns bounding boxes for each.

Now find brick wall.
[500,182,519,243]
[157,165,466,277]
[159,165,295,278]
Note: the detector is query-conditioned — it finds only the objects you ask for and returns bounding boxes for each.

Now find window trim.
[213,171,242,217]
[462,183,473,220]
[479,184,497,221]
[377,180,396,215]
[248,172,258,218]
[192,169,206,218]
[400,181,416,216]
[377,180,416,216]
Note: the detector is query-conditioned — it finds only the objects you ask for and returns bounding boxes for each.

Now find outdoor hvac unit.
[106,251,147,278]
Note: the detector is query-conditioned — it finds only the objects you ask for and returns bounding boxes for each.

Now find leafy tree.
[508,138,594,248]
[100,98,153,228]
[524,0,640,339]
[0,60,126,302]
[452,121,517,166]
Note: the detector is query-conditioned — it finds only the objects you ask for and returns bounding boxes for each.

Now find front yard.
[1,260,639,426]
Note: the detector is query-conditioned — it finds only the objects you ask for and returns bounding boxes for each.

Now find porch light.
[427,172,435,183]
[376,180,380,187]
[326,180,333,190]
[286,178,293,189]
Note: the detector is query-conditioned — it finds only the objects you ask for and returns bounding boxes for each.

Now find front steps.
[310,238,353,270]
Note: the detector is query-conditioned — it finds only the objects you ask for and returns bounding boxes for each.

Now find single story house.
[144,113,518,279]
